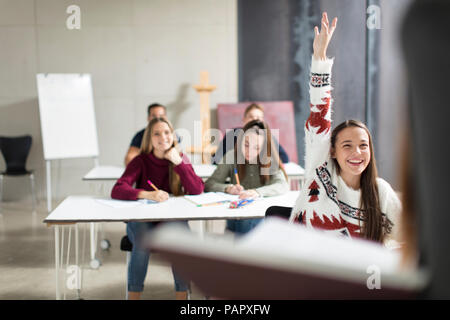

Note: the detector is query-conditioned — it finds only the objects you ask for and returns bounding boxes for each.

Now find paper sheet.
[95,198,156,208]
[184,192,239,205]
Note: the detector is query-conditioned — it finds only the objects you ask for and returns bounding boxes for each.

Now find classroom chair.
[265,206,294,221]
[0,135,37,214]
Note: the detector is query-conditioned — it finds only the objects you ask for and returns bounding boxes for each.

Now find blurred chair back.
[0,135,36,214]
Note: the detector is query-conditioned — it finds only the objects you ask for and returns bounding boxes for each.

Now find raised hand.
[313,12,337,60]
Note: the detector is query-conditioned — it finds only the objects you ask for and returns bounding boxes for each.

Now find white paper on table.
[95,198,156,208]
[184,192,239,205]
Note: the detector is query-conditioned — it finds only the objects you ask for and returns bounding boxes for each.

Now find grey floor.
[0,198,224,300]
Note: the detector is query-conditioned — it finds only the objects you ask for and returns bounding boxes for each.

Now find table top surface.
[82,163,305,180]
[44,191,299,225]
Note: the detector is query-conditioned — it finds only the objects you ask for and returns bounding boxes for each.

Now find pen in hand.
[147,179,159,191]
[234,168,240,185]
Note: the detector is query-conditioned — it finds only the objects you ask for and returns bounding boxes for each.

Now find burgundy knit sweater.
[111,152,204,200]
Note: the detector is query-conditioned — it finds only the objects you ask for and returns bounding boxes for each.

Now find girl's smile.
[331,126,371,188]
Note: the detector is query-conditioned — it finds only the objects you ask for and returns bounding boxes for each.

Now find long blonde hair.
[140,117,183,196]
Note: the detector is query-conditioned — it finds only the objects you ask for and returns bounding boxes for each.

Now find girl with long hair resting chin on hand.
[111,117,204,300]
[289,12,401,246]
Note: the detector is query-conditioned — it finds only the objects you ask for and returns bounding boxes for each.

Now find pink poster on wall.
[217,101,298,164]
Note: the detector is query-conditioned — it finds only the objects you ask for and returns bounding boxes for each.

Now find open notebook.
[148,218,428,299]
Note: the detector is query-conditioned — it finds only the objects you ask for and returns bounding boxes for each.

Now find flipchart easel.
[36,74,100,213]
[186,71,217,164]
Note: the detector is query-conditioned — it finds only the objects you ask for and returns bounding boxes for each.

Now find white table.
[82,165,125,180]
[82,162,305,181]
[81,163,304,270]
[193,163,305,183]
[44,192,299,300]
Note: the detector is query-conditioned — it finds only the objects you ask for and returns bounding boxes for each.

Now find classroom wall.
[238,0,294,103]
[0,0,238,202]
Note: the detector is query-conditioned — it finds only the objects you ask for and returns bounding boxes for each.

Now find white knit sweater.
[289,57,401,243]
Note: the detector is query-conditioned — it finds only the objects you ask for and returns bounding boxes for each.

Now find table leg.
[46,160,52,212]
[90,222,96,260]
[75,225,79,271]
[89,222,101,269]
[199,220,205,240]
[205,220,212,234]
[75,224,82,299]
[54,225,61,300]
[0,174,4,215]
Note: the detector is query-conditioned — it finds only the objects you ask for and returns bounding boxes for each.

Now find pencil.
[196,200,229,207]
[147,179,159,191]
[234,168,240,185]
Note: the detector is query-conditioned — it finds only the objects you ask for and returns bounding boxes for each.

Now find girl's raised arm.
[304,12,337,176]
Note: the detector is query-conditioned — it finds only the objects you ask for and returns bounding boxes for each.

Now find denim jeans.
[126,221,190,293]
[226,218,263,235]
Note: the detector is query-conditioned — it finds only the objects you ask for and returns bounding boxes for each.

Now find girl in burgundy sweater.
[111,117,204,300]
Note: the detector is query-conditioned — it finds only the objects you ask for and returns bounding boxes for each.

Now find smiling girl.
[111,117,204,300]
[289,13,401,244]
[205,120,289,235]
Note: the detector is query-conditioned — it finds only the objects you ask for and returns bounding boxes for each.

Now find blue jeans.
[126,221,190,293]
[226,218,263,235]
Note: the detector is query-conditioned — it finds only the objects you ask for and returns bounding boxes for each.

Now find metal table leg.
[90,222,100,269]
[54,225,61,300]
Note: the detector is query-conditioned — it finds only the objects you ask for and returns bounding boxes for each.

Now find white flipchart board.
[36,74,99,211]
[36,74,99,160]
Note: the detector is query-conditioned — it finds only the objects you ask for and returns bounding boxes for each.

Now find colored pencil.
[234,168,240,185]
[147,179,159,191]
[196,200,230,207]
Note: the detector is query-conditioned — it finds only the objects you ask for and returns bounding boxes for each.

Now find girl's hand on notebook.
[145,190,169,202]
[225,184,244,195]
[313,12,337,61]
[238,189,259,199]
[164,147,182,165]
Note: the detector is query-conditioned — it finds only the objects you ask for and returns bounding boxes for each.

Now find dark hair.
[330,119,386,243]
[147,103,166,116]
[235,120,287,184]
